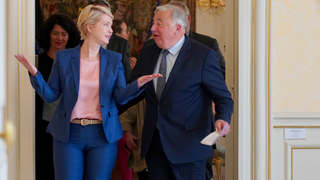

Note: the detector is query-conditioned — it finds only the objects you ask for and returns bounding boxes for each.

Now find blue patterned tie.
[156,50,169,100]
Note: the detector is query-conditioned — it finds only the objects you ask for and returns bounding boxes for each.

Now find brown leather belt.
[71,119,102,126]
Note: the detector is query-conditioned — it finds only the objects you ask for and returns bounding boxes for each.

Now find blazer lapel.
[160,36,191,100]
[99,46,109,90]
[70,44,81,95]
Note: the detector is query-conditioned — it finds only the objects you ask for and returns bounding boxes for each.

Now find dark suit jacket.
[29,44,143,143]
[138,36,233,164]
[130,31,225,82]
[107,35,131,83]
[189,31,225,78]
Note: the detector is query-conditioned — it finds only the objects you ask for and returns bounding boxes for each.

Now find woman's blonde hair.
[77,5,114,40]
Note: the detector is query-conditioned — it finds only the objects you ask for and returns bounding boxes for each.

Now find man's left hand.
[215,120,230,136]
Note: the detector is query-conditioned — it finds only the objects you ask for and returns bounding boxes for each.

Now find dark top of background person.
[36,14,80,52]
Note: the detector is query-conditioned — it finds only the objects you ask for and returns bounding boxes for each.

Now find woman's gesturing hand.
[14,54,38,77]
[137,73,162,88]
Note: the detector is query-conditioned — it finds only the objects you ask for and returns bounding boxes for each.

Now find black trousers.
[137,169,149,180]
[36,120,54,180]
[145,128,206,180]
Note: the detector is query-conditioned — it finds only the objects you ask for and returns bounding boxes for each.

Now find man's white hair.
[155,4,187,31]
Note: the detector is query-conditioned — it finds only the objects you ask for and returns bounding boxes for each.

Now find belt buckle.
[80,119,90,126]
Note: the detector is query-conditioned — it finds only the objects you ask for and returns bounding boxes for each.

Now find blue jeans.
[53,123,117,180]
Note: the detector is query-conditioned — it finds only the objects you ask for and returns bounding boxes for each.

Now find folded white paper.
[200,131,220,146]
[201,125,227,146]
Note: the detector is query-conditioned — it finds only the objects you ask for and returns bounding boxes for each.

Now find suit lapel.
[160,36,191,100]
[145,45,162,104]
[70,44,81,95]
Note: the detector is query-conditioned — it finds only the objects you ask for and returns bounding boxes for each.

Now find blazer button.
[101,105,104,108]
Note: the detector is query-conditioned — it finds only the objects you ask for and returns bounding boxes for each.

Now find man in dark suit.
[90,0,132,83]
[125,3,225,179]
[168,2,227,179]
[134,5,233,180]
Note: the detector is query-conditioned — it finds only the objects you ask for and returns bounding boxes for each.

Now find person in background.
[120,99,149,180]
[15,5,161,179]
[112,19,137,70]
[35,13,80,180]
[110,19,138,180]
[89,0,132,83]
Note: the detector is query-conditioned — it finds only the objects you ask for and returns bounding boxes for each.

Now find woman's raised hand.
[137,73,162,88]
[14,54,38,77]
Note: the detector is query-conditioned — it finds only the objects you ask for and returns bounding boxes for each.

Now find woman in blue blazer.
[15,5,161,180]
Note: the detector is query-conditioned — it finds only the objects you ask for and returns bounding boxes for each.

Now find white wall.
[271,0,320,179]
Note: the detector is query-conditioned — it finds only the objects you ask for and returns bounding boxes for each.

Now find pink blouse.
[70,59,102,121]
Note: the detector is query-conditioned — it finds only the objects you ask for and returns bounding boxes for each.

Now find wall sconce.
[196,0,226,15]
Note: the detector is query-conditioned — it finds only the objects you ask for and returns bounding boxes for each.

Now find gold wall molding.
[251,0,255,178]
[274,126,320,128]
[268,0,271,179]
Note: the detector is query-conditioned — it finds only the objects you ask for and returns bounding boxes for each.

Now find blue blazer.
[139,36,234,164]
[29,44,143,143]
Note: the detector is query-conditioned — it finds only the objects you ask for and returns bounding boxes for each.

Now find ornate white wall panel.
[291,148,320,180]
[271,113,320,180]
[286,141,320,180]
